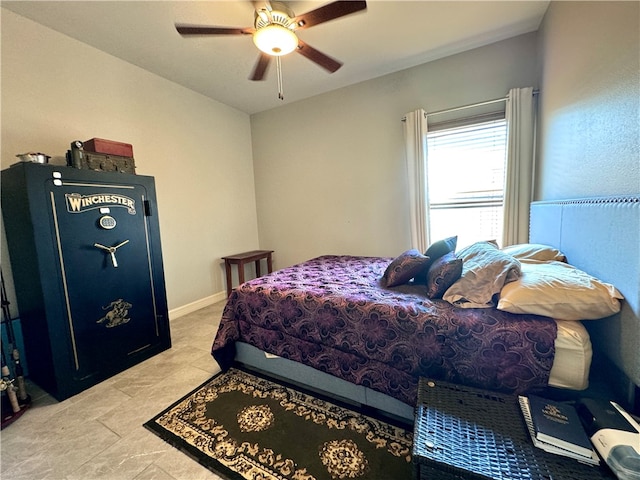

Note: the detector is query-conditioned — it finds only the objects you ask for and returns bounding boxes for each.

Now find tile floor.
[1,301,226,480]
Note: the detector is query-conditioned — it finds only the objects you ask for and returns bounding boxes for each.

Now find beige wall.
[536,1,639,199]
[1,9,259,317]
[251,33,539,269]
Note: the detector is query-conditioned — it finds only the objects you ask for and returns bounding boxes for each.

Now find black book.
[519,396,599,465]
[527,394,594,458]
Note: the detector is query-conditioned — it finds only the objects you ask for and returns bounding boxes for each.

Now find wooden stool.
[222,250,274,297]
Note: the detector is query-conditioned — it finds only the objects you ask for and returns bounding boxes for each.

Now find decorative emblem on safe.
[96,299,132,328]
[65,193,136,214]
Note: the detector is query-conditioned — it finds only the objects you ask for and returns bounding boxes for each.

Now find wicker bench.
[412,377,614,480]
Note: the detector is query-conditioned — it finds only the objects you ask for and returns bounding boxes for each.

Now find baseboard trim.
[169,292,226,320]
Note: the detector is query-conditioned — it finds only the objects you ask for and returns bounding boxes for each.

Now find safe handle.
[93,240,129,268]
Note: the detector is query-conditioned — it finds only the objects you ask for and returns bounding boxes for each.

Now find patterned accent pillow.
[414,236,458,284]
[382,249,430,287]
[425,252,463,299]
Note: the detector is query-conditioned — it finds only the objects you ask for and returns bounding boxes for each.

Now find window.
[426,117,507,248]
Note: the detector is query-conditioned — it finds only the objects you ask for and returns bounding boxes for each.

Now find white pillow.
[497,260,623,320]
[502,243,566,262]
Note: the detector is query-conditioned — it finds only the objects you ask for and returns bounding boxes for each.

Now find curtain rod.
[402,89,539,121]
[427,97,505,117]
[427,89,539,118]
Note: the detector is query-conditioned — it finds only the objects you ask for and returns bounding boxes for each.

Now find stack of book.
[519,394,600,465]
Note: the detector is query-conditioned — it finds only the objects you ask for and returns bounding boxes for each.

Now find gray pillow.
[443,241,521,308]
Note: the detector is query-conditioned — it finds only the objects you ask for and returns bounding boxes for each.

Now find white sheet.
[548,319,592,390]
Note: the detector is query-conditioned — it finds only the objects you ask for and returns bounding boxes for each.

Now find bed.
[212,195,638,421]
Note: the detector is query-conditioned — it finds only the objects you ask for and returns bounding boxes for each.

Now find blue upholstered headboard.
[529,196,640,407]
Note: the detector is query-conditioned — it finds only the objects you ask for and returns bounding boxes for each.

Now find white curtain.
[403,109,430,252]
[502,87,535,247]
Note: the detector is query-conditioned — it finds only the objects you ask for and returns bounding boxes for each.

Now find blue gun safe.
[1,163,171,400]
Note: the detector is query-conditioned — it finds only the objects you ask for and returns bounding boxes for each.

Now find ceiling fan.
[175,1,367,84]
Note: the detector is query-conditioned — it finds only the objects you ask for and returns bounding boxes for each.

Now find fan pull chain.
[276,56,284,100]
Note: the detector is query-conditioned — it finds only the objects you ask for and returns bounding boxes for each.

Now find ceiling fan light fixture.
[253,24,298,56]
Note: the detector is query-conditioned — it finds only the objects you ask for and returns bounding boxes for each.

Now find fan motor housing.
[254,2,296,29]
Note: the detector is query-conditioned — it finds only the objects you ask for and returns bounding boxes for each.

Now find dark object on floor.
[1,396,30,430]
[144,367,413,480]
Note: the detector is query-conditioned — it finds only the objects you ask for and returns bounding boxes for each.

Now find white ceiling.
[2,1,550,114]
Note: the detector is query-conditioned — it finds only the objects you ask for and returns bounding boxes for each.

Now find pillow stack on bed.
[382,240,624,322]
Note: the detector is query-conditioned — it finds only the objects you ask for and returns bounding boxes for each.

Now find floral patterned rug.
[144,368,413,479]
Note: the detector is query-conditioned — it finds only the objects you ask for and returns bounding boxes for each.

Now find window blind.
[426,118,507,247]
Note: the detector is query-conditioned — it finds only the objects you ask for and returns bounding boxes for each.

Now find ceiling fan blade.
[293,1,366,30]
[296,40,342,73]
[249,53,272,81]
[175,24,254,36]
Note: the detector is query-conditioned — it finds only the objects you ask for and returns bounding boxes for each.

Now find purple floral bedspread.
[211,255,557,406]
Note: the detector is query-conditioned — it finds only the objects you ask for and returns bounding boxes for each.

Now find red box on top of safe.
[83,138,133,158]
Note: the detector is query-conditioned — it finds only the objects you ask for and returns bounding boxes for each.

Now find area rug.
[144,367,413,479]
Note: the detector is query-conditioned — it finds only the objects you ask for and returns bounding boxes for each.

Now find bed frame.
[529,195,640,414]
[236,195,640,419]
